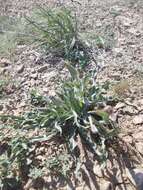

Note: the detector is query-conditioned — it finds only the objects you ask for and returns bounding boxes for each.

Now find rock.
[119,16,133,27]
[114,48,123,57]
[36,155,45,162]
[17,65,24,73]
[43,71,57,82]
[0,58,11,67]
[138,99,143,106]
[123,106,138,115]
[110,73,121,81]
[104,105,113,114]
[24,179,33,190]
[0,67,8,74]
[109,112,118,122]
[116,184,135,190]
[115,102,125,109]
[30,73,38,79]
[0,104,3,111]
[127,28,141,37]
[31,69,36,74]
[96,21,102,27]
[48,90,56,97]
[131,168,143,190]
[37,65,48,73]
[136,142,143,154]
[100,181,112,190]
[123,135,133,144]
[132,132,143,141]
[133,115,143,125]
[93,163,103,177]
[126,167,136,186]
[43,87,49,93]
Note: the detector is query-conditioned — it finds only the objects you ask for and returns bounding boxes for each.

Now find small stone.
[36,155,45,162]
[0,58,11,67]
[131,168,143,190]
[109,112,118,122]
[114,48,123,57]
[136,142,143,154]
[30,73,38,79]
[93,164,102,177]
[48,90,56,97]
[133,132,143,141]
[0,104,3,111]
[138,99,143,105]
[17,65,24,73]
[120,17,133,27]
[126,167,136,186]
[37,65,48,73]
[104,105,113,114]
[123,135,133,144]
[0,67,8,74]
[96,21,102,27]
[110,73,121,81]
[31,69,36,74]
[127,28,141,37]
[123,106,138,115]
[43,71,57,82]
[100,181,112,190]
[115,102,125,109]
[133,115,143,125]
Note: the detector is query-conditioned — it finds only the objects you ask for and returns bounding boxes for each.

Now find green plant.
[0,64,118,188]
[45,154,71,177]
[0,135,31,189]
[20,64,118,162]
[30,89,48,107]
[29,153,71,180]
[27,7,90,67]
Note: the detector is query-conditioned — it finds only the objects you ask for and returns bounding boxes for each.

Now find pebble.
[38,65,48,73]
[0,104,3,111]
[133,115,143,125]
[30,73,38,79]
[0,58,11,67]
[131,168,143,190]
[115,102,125,109]
[17,65,24,73]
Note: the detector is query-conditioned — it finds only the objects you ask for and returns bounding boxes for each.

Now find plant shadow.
[35,139,143,190]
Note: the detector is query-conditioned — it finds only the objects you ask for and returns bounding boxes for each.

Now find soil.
[0,0,143,189]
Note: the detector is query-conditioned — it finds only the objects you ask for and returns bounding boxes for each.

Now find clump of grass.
[27,7,90,67]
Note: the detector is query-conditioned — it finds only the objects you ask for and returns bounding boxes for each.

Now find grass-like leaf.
[27,7,90,67]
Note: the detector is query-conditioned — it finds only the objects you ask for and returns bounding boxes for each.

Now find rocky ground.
[0,0,143,189]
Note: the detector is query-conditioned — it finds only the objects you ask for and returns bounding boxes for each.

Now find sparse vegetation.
[0,64,119,189]
[27,6,90,67]
[0,76,17,99]
[0,1,142,190]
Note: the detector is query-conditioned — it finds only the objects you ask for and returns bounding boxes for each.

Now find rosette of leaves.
[21,64,118,162]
